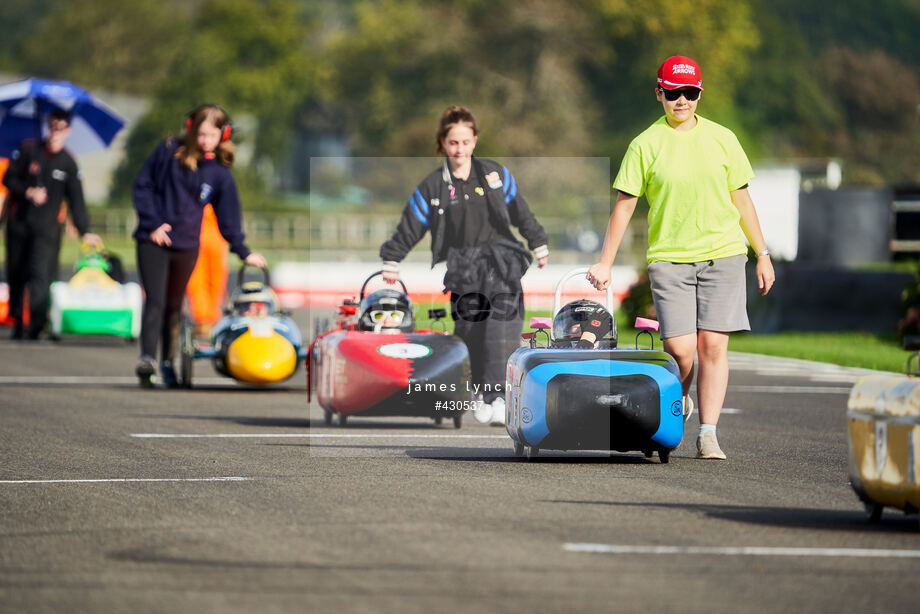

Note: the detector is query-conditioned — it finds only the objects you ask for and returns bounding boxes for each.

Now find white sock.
[699,424,716,437]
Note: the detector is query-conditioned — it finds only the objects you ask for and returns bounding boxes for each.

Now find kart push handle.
[634,316,659,350]
[553,266,615,318]
[238,263,270,287]
[526,317,553,349]
[360,270,408,300]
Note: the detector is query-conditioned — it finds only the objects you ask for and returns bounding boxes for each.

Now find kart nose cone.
[226,330,297,384]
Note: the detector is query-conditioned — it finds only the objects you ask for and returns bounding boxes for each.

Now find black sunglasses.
[659,87,701,102]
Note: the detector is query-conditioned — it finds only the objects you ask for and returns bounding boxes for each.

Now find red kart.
[308,272,470,427]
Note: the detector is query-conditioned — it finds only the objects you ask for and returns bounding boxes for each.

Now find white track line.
[131,433,509,439]
[730,385,850,394]
[0,477,251,484]
[563,543,920,559]
[0,376,230,385]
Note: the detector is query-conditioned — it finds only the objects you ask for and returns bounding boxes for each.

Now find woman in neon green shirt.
[587,55,775,460]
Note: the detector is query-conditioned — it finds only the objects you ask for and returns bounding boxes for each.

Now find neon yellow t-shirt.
[613,115,754,263]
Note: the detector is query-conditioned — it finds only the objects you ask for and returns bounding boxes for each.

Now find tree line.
[1,0,918,207]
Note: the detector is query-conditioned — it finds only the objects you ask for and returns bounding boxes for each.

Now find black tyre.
[864,502,883,523]
[179,317,194,389]
[658,449,670,464]
[323,411,333,426]
[434,415,443,425]
[453,414,462,429]
[337,413,348,427]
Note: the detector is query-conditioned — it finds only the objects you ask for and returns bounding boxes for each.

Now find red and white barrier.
[272,261,639,313]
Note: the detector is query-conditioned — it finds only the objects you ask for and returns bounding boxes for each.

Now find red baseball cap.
[657,56,704,90]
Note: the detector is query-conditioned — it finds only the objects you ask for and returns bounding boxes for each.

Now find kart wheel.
[337,413,348,427]
[180,356,193,388]
[180,318,194,388]
[434,415,443,425]
[658,449,670,464]
[864,502,883,523]
[644,450,654,459]
[512,441,524,457]
[526,446,540,460]
[138,373,153,389]
[453,414,462,429]
[323,411,332,426]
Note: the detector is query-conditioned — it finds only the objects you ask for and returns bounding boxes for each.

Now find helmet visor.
[369,309,405,325]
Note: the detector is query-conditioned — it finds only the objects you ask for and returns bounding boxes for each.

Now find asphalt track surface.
[1,314,918,613]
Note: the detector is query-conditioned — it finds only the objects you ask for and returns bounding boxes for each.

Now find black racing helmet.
[357,288,415,332]
[552,299,616,348]
[230,281,278,317]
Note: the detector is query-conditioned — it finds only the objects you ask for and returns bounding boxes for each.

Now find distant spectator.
[2,110,101,340]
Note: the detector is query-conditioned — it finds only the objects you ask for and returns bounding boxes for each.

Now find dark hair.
[435,106,478,155]
[175,103,235,170]
[48,109,71,125]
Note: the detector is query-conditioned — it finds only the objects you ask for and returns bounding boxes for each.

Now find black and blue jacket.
[132,139,250,258]
[380,157,549,269]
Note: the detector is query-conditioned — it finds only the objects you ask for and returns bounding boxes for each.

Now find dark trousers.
[136,241,198,363]
[5,224,60,338]
[451,290,524,403]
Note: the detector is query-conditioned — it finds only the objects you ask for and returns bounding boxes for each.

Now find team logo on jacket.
[51,169,68,182]
[474,186,484,196]
[199,183,213,203]
[485,171,502,189]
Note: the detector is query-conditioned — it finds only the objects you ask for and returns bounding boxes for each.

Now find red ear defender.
[185,107,232,141]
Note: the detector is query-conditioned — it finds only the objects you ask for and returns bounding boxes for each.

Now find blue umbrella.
[0,78,125,157]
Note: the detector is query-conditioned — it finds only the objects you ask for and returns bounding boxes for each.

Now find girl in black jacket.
[380,106,549,425]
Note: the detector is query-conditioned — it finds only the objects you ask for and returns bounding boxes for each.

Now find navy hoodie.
[132,139,250,258]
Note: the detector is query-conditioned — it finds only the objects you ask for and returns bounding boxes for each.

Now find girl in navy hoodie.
[132,104,266,388]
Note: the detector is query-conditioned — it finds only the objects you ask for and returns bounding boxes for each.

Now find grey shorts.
[647,254,750,339]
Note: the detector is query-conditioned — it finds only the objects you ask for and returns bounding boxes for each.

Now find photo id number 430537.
[434,400,477,412]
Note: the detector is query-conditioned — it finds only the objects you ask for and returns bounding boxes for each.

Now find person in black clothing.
[132,104,265,388]
[380,106,549,425]
[2,109,102,340]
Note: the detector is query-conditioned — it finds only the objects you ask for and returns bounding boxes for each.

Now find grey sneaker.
[696,431,727,460]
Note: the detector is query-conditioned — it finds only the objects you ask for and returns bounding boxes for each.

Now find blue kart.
[505,267,684,462]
